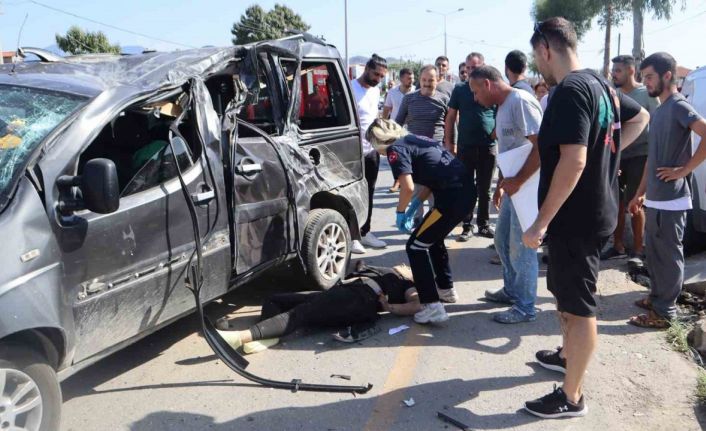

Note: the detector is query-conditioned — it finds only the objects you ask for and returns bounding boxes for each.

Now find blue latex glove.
[404,197,422,220]
[396,212,413,234]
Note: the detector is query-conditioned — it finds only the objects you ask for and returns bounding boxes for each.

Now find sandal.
[634,297,652,311]
[628,310,670,329]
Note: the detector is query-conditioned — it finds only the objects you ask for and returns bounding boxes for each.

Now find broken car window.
[237,66,277,135]
[0,84,86,210]
[297,62,351,130]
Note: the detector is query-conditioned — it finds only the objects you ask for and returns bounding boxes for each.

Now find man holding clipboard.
[468,65,543,324]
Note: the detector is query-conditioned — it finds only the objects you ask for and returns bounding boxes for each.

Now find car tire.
[0,343,62,431]
[301,209,351,290]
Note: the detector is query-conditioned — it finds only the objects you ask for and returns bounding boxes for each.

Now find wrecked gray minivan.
[0,35,368,431]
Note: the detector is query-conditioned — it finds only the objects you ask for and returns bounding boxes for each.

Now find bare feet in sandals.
[634,297,652,311]
[628,310,670,329]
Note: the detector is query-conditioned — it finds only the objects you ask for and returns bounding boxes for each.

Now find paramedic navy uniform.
[387,134,477,303]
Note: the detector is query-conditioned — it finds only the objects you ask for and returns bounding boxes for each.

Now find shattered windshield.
[0,85,87,210]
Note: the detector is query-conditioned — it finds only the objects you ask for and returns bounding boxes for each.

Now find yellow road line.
[362,325,426,431]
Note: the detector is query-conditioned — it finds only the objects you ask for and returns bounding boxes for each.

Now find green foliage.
[666,320,691,353]
[697,371,706,404]
[532,0,603,39]
[55,26,121,55]
[231,4,310,45]
[387,59,424,82]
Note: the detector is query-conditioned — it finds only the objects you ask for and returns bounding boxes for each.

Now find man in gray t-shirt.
[602,55,660,262]
[628,53,706,326]
[395,66,449,141]
[469,65,543,324]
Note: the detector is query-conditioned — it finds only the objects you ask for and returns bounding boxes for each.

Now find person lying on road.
[217,262,421,354]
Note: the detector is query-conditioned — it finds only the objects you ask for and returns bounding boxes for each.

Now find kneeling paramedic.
[366,119,477,324]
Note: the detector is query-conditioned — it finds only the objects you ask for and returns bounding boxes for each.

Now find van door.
[280,57,363,187]
[231,54,290,274]
[55,97,229,363]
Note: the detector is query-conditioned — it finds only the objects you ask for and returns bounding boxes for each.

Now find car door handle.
[235,163,263,175]
[191,190,215,206]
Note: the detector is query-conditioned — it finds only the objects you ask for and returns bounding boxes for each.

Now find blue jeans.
[494,196,538,316]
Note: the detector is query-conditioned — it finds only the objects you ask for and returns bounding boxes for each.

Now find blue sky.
[1,0,705,70]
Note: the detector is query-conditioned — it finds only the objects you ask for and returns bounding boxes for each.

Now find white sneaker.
[414,302,449,324]
[361,232,387,249]
[351,240,366,254]
[437,287,459,303]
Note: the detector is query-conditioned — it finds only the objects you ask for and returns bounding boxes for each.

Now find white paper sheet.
[496,143,539,232]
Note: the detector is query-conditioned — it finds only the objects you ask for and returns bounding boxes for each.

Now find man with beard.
[458,62,468,83]
[522,17,649,418]
[627,52,706,329]
[600,55,659,265]
[383,68,416,193]
[444,52,497,240]
[351,54,389,254]
[435,55,455,98]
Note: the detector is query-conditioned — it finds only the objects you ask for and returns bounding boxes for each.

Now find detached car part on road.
[0,34,370,431]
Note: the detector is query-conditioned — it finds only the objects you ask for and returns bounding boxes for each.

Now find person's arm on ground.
[444,108,458,154]
[523,144,587,249]
[656,118,706,181]
[380,288,422,315]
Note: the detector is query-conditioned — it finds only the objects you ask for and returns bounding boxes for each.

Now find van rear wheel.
[0,344,61,431]
[301,209,351,290]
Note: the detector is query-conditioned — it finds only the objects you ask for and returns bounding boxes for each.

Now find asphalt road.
[61,165,705,431]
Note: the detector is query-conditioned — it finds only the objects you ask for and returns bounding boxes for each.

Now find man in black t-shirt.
[522,18,649,419]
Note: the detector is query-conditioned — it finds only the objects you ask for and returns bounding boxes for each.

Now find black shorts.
[546,235,608,317]
[619,156,647,202]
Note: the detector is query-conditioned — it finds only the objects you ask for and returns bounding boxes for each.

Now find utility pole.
[426,8,464,58]
[344,0,348,77]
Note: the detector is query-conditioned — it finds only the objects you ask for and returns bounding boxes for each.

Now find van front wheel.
[301,209,351,290]
[0,344,61,431]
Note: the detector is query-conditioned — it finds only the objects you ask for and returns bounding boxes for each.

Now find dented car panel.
[0,36,367,379]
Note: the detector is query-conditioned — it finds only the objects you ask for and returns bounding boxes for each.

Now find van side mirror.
[57,158,120,215]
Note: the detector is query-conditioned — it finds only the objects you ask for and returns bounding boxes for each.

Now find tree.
[231,4,310,45]
[55,26,121,55]
[533,0,684,79]
[631,0,684,72]
[533,0,628,77]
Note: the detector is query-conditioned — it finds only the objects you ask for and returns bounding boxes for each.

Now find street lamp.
[426,8,464,58]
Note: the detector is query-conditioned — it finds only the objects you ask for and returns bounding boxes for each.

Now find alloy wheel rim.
[316,223,347,281]
[0,368,43,431]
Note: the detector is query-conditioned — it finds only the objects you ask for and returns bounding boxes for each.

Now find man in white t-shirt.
[382,68,415,121]
[470,65,543,324]
[351,54,389,253]
[382,68,415,193]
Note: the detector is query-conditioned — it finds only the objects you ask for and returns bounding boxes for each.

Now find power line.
[375,34,443,53]
[446,34,516,50]
[646,7,706,34]
[26,0,197,49]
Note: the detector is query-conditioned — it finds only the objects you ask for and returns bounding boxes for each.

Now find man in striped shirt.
[395,65,449,141]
